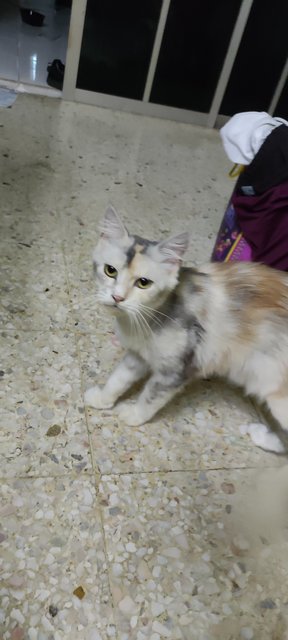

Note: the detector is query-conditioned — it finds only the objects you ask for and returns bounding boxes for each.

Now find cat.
[84,205,288,453]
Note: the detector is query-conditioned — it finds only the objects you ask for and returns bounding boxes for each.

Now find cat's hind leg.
[266,391,288,432]
[84,352,148,409]
[247,423,286,453]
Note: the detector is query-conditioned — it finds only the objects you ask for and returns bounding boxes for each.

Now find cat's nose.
[112,294,125,304]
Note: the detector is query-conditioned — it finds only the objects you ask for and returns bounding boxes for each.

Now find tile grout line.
[71,312,103,478]
[91,473,121,640]
[0,462,282,483]
[97,463,283,477]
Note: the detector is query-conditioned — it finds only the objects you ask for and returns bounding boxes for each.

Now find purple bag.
[211,200,252,263]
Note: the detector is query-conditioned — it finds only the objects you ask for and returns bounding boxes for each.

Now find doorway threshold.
[0,78,61,98]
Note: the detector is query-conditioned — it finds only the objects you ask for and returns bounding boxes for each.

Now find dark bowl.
[20,8,45,26]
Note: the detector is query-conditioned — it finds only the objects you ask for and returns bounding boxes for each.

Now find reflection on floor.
[1,94,287,640]
[0,0,70,87]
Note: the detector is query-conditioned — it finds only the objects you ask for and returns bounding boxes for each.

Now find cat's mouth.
[103,300,124,312]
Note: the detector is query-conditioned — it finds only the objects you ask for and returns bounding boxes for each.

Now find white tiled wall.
[0,0,70,87]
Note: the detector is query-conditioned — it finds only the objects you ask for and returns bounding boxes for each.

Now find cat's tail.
[243,423,286,454]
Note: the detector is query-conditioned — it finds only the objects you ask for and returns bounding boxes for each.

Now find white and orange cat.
[85,206,288,453]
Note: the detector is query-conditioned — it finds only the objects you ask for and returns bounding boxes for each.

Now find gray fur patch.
[125,235,157,265]
[154,287,205,344]
[125,241,137,265]
[183,348,198,379]
[185,316,205,342]
[133,234,157,248]
[146,372,184,403]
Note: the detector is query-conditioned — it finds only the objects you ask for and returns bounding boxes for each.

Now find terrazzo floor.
[1,94,288,640]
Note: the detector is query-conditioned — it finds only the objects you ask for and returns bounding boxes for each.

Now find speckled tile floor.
[1,94,288,640]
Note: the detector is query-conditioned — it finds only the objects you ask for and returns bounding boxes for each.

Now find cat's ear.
[157,232,189,264]
[99,205,128,241]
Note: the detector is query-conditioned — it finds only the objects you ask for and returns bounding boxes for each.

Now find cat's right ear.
[99,205,128,241]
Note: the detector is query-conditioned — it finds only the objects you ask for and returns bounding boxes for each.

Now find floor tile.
[0,330,92,477]
[0,241,72,331]
[85,405,280,475]
[1,475,115,640]
[0,204,62,246]
[99,469,288,640]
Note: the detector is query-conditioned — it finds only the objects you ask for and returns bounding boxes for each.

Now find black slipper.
[47,59,65,90]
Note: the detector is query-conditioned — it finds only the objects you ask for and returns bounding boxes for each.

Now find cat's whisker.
[71,290,106,309]
[136,305,163,329]
[126,307,133,335]
[134,317,145,341]
[136,314,150,339]
[124,304,141,340]
[139,304,178,323]
[125,303,152,341]
[129,310,140,340]
[138,317,152,342]
[71,297,98,309]
[95,292,109,305]
[122,301,159,342]
[131,312,145,342]
[129,300,163,326]
[137,303,178,326]
[134,309,155,341]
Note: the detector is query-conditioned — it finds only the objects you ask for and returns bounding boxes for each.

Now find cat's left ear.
[99,205,129,241]
[156,232,189,265]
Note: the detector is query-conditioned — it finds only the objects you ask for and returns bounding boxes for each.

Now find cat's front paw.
[117,402,146,427]
[84,385,114,410]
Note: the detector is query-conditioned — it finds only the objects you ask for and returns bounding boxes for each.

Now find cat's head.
[92,206,189,313]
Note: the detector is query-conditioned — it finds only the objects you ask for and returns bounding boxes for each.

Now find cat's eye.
[104,264,118,278]
[135,277,153,289]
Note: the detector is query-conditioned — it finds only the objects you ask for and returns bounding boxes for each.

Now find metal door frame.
[63,0,288,127]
